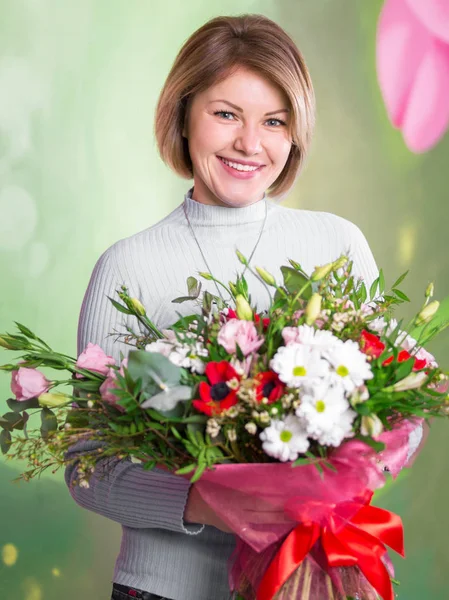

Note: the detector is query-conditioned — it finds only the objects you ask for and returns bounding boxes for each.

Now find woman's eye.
[213,111,286,127]
[214,110,236,120]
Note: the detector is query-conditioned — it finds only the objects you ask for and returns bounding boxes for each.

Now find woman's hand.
[184,484,234,533]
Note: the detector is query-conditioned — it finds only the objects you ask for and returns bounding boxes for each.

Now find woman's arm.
[65,246,204,534]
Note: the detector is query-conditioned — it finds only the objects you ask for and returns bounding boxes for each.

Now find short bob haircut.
[154,14,315,200]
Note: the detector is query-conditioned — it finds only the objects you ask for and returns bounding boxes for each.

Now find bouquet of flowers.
[1,252,448,600]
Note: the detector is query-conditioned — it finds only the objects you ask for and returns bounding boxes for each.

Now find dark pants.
[111,582,168,600]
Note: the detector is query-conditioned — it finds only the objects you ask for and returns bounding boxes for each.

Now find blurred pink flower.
[11,367,51,401]
[76,342,115,376]
[217,319,265,356]
[99,358,128,412]
[377,0,449,152]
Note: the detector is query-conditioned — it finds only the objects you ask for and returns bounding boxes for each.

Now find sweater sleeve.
[65,246,204,535]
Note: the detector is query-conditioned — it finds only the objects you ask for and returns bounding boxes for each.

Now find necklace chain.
[183,197,268,303]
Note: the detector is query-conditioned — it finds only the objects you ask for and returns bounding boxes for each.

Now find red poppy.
[382,349,427,371]
[192,361,241,417]
[360,330,385,359]
[254,371,286,404]
[225,308,270,329]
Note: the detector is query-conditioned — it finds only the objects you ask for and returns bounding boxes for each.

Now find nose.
[233,123,263,155]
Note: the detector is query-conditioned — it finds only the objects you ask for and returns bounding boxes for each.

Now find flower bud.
[0,336,15,350]
[235,295,253,320]
[305,293,322,325]
[199,272,213,280]
[38,392,69,408]
[235,250,248,265]
[425,282,434,298]
[332,256,349,270]
[311,263,334,282]
[391,371,427,392]
[255,266,276,286]
[360,414,384,437]
[228,281,238,296]
[415,300,439,326]
[130,298,146,316]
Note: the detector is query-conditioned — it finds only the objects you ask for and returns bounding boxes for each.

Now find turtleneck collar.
[182,187,268,226]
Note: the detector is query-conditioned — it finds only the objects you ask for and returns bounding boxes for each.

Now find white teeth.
[219,157,260,172]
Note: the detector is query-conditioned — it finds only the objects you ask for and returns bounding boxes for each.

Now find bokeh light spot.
[1,543,18,566]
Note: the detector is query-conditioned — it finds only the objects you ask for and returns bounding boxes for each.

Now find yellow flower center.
[336,365,349,377]
[315,400,326,413]
[280,430,293,443]
[293,366,307,377]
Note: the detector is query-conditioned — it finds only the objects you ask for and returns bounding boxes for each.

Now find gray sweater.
[65,187,380,600]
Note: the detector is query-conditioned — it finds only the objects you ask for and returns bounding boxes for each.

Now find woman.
[65,14,381,600]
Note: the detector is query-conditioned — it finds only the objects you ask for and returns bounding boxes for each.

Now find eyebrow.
[210,99,290,116]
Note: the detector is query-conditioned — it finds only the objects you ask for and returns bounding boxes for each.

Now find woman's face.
[183,66,293,207]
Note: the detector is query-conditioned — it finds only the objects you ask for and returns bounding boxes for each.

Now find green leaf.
[187,277,201,298]
[7,397,40,413]
[392,270,409,289]
[358,283,367,304]
[0,412,25,431]
[127,350,182,393]
[175,463,197,475]
[357,436,385,453]
[378,269,385,295]
[369,277,379,301]
[280,266,312,300]
[171,295,197,304]
[0,430,12,454]
[107,297,133,315]
[41,407,58,434]
[393,357,415,382]
[190,463,207,483]
[393,289,410,302]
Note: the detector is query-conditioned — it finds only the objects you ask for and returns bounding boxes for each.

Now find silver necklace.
[183,196,268,302]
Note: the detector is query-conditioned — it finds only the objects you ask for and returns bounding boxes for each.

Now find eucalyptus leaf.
[0,430,12,454]
[127,350,182,393]
[7,397,40,413]
[280,266,312,300]
[140,385,192,411]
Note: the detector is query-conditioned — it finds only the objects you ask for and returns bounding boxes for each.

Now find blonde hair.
[154,14,315,199]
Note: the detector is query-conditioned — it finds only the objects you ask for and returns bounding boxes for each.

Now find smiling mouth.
[217,156,264,172]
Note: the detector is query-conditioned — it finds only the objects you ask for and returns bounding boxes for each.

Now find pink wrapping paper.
[189,417,423,599]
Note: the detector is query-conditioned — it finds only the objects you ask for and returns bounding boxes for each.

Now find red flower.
[225,308,270,329]
[254,371,286,404]
[360,330,385,359]
[383,349,427,371]
[360,330,428,371]
[192,361,241,417]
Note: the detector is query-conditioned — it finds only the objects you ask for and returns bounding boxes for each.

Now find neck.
[183,187,268,226]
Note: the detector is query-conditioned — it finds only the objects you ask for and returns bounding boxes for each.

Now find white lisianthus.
[270,344,330,388]
[296,382,356,447]
[324,340,373,393]
[259,415,310,462]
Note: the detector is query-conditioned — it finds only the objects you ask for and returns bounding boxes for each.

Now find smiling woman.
[66,13,383,600]
[155,14,315,206]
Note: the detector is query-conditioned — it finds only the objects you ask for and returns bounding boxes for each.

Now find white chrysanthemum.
[324,339,373,393]
[169,343,208,374]
[259,415,310,462]
[270,344,330,388]
[283,324,342,350]
[296,382,356,447]
[314,410,356,447]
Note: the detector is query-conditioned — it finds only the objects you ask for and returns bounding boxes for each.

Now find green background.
[1,1,448,598]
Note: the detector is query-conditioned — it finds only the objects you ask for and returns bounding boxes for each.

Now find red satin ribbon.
[257,490,404,600]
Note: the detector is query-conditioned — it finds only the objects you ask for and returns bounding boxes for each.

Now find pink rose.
[11,367,51,401]
[217,319,265,356]
[76,343,115,376]
[99,358,128,412]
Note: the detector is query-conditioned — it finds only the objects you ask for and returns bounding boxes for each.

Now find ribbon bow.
[257,490,404,600]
